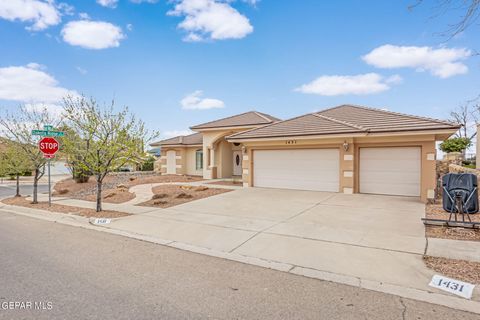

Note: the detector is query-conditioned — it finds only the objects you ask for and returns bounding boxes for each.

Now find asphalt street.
[0,211,477,320]
[0,184,48,199]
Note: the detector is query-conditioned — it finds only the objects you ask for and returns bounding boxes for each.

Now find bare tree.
[409,0,480,39]
[450,103,479,139]
[62,96,158,212]
[0,106,59,203]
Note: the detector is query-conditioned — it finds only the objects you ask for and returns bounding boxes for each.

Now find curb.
[1,204,479,315]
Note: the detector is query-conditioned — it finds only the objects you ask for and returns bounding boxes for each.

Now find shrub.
[175,192,193,199]
[439,137,472,153]
[141,156,155,172]
[152,193,168,200]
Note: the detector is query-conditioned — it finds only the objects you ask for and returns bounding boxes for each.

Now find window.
[195,149,203,170]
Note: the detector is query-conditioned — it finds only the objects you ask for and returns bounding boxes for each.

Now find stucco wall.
[240,135,437,203]
[185,147,203,176]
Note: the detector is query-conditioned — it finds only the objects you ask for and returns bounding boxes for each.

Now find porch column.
[209,147,217,179]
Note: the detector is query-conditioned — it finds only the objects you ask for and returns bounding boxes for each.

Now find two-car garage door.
[253,149,339,192]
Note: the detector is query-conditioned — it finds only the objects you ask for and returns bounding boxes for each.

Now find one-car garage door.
[253,149,339,192]
[360,147,421,197]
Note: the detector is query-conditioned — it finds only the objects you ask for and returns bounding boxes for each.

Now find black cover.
[442,173,479,214]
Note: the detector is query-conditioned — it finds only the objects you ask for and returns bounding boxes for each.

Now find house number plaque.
[285,140,297,145]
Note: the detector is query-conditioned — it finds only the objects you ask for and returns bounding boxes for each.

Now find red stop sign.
[39,137,59,156]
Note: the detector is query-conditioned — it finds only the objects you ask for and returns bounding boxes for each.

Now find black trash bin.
[442,173,479,214]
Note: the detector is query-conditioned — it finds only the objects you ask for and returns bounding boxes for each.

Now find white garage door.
[253,149,339,192]
[360,147,421,197]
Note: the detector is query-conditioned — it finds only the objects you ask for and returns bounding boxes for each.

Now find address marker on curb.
[93,218,111,225]
[429,275,475,299]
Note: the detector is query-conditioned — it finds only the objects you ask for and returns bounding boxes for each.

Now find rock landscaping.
[139,184,231,208]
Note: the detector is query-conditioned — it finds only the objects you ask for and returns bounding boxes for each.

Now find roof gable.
[190,111,280,130]
[150,132,203,146]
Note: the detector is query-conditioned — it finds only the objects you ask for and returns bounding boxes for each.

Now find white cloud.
[97,0,118,8]
[168,0,253,41]
[0,63,78,103]
[126,23,133,31]
[161,130,193,138]
[76,66,87,75]
[130,0,159,3]
[362,45,471,79]
[295,73,401,96]
[61,20,125,49]
[181,90,225,109]
[0,0,62,31]
[79,12,90,20]
[24,103,64,118]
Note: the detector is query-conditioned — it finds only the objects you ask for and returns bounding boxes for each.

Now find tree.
[62,96,158,212]
[0,141,33,197]
[439,137,472,153]
[409,0,480,39]
[0,106,58,203]
[450,103,479,139]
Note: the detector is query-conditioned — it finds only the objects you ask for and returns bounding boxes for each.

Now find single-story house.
[151,105,460,202]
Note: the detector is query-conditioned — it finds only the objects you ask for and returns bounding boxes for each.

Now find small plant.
[152,193,168,200]
[153,200,168,205]
[439,137,472,153]
[175,192,193,199]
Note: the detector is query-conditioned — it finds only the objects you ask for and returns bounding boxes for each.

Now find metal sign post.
[32,125,64,207]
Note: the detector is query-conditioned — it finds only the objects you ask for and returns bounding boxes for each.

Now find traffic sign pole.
[48,158,51,206]
[32,125,64,207]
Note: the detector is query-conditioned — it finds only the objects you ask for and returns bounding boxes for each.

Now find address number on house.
[429,275,475,299]
[285,140,297,145]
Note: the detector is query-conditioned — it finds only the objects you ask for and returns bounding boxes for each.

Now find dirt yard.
[425,201,480,241]
[53,174,203,204]
[424,256,480,285]
[2,197,130,218]
[139,185,231,208]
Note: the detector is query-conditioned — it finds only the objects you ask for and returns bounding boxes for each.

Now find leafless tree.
[409,0,480,39]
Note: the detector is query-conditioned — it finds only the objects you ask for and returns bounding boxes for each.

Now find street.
[0,184,48,199]
[0,211,477,320]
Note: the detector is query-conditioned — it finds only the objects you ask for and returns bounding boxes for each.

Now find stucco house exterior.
[151,105,460,202]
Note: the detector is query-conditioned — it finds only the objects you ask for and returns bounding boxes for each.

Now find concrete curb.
[1,204,480,315]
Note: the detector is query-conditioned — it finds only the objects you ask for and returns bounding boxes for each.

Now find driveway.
[108,188,437,294]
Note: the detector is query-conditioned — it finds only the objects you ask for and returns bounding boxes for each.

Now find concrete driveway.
[109,187,436,294]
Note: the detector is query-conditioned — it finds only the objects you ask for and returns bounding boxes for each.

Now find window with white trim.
[195,149,203,170]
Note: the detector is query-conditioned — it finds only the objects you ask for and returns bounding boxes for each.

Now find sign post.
[32,126,64,207]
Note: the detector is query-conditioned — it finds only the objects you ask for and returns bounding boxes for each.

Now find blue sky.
[0,0,478,138]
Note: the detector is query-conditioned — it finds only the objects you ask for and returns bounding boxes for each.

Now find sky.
[0,0,479,139]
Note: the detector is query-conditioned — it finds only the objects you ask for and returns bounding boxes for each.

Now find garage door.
[360,147,420,196]
[253,149,339,192]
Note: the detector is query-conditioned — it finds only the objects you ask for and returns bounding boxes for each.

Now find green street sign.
[31,125,65,137]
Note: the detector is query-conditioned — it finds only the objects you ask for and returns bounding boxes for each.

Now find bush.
[439,137,472,153]
[141,156,155,171]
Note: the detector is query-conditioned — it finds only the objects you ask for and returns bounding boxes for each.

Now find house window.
[196,149,203,170]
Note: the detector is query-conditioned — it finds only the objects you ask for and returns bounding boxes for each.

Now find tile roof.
[227,105,460,140]
[190,111,280,130]
[150,132,203,146]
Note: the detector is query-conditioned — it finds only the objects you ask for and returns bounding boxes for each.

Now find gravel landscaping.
[2,197,130,218]
[425,201,480,241]
[53,174,203,204]
[206,180,243,186]
[424,256,480,285]
[139,185,231,208]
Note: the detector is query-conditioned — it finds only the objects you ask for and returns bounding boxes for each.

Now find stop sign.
[39,137,59,157]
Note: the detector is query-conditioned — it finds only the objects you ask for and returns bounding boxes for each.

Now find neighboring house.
[151,105,460,202]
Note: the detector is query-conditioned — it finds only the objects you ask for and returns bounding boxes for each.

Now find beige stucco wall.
[185,147,203,176]
[200,129,250,179]
[240,134,437,203]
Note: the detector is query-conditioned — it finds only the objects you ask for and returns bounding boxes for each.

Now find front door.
[233,151,242,176]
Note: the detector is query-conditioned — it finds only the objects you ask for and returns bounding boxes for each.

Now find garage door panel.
[360,147,420,197]
[253,149,339,192]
